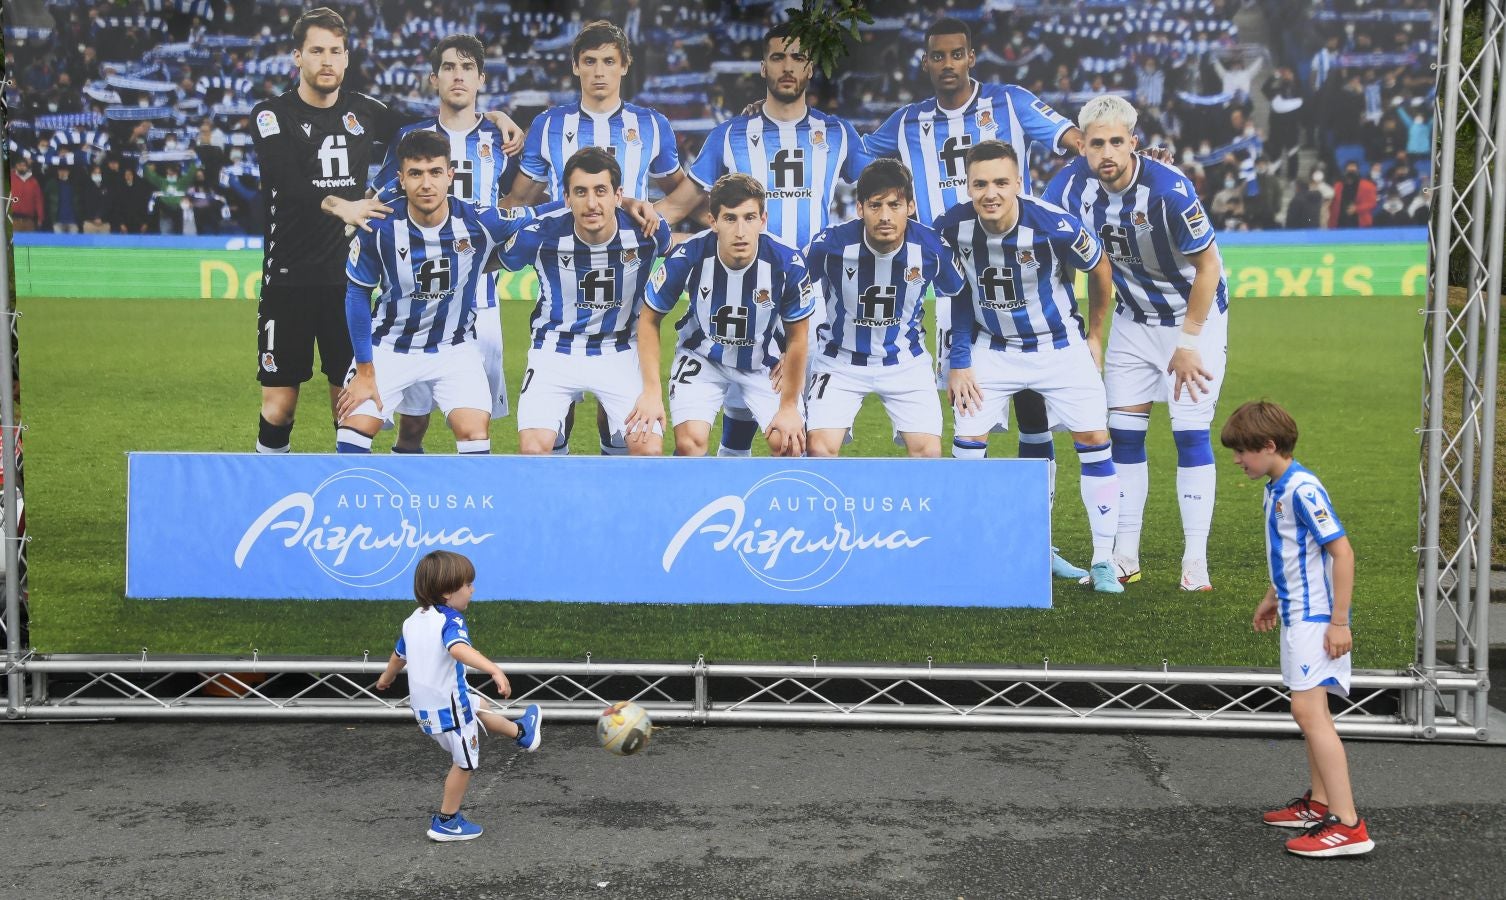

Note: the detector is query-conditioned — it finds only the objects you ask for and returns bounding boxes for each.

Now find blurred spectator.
[1244,156,1284,229]
[8,158,45,232]
[1262,66,1303,178]
[45,165,82,234]
[1286,167,1332,229]
[1374,189,1411,226]
[1211,171,1247,230]
[110,167,152,235]
[145,162,196,235]
[1397,97,1433,163]
[80,165,111,234]
[1330,161,1377,228]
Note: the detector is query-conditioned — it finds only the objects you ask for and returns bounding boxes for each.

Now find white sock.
[1076,441,1120,565]
[1108,411,1150,564]
[716,445,752,458]
[1178,464,1217,563]
[456,439,490,455]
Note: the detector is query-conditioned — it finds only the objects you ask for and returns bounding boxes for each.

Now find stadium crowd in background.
[3,0,1435,236]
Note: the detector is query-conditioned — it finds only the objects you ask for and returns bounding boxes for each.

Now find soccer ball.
[597,701,652,756]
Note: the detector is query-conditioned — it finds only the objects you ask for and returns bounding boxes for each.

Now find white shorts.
[952,339,1108,436]
[398,309,508,420]
[430,716,483,770]
[807,352,942,437]
[1280,619,1352,697]
[934,295,953,390]
[670,348,793,432]
[1104,307,1228,427]
[516,347,659,441]
[346,342,491,425]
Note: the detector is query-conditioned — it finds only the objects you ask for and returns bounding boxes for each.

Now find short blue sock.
[1172,429,1215,467]
[1018,432,1054,460]
[720,415,759,452]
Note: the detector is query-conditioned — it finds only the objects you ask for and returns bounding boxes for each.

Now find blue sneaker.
[515,703,542,752]
[1051,548,1089,580]
[1088,561,1125,594]
[427,812,483,842]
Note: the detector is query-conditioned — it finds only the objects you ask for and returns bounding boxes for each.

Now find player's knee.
[674,430,709,456]
[517,430,557,455]
[397,413,430,445]
[806,431,842,457]
[1108,411,1150,464]
[1073,430,1111,448]
[906,436,942,459]
[628,438,663,457]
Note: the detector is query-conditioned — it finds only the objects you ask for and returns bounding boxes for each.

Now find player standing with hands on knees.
[629,174,816,457]
[1220,401,1374,858]
[1044,95,1229,592]
[376,550,542,843]
[934,140,1124,593]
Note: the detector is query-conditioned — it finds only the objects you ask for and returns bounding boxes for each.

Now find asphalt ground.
[4,712,1506,900]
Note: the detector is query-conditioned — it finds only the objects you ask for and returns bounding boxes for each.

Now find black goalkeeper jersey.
[251,88,398,286]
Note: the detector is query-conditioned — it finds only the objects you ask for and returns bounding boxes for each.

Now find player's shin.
[1109,411,1151,564]
[256,415,294,454]
[1075,440,1120,565]
[1172,426,1217,564]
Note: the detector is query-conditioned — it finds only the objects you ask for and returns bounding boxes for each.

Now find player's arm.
[500,117,551,209]
[946,286,983,415]
[482,109,525,157]
[656,173,711,227]
[1324,535,1355,657]
[1253,584,1279,633]
[1084,250,1114,370]
[375,651,405,690]
[1169,243,1221,400]
[862,107,903,158]
[500,173,548,209]
[1010,85,1081,155]
[449,641,511,698]
[338,233,382,421]
[628,255,687,443]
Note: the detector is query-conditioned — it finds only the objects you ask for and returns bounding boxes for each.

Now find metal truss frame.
[0,0,1498,740]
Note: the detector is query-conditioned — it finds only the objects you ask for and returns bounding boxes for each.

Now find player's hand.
[1324,623,1352,658]
[490,670,512,699]
[622,197,663,237]
[332,197,393,233]
[484,110,524,156]
[1252,595,1279,633]
[766,406,805,457]
[948,367,983,416]
[375,675,393,691]
[338,371,381,420]
[1138,145,1176,165]
[625,390,666,446]
[768,358,785,393]
[1168,347,1213,401]
[741,99,766,117]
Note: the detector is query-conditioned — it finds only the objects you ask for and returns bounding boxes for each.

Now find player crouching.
[804,160,964,458]
[629,173,816,456]
[337,130,535,453]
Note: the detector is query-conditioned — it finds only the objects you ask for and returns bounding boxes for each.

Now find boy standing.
[1220,401,1375,857]
[376,550,543,842]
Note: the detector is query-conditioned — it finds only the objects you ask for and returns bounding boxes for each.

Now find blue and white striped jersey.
[372,117,519,309]
[645,230,818,371]
[519,101,680,201]
[393,604,474,735]
[498,208,673,355]
[1043,155,1228,326]
[805,218,965,366]
[687,110,870,251]
[346,196,532,357]
[1264,462,1348,626]
[864,81,1073,226]
[934,195,1103,366]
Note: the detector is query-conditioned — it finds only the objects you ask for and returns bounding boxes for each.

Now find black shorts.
[257,282,353,387]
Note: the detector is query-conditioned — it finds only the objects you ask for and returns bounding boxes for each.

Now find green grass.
[21,295,1421,668]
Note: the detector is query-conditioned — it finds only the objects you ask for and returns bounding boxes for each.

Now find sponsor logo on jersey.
[348,236,361,265]
[649,262,667,290]
[256,109,280,137]
[454,238,473,255]
[1072,228,1097,260]
[905,266,922,284]
[261,352,278,373]
[1031,98,1065,121]
[343,112,364,136]
[755,288,772,306]
[1313,506,1331,524]
[1016,249,1036,268]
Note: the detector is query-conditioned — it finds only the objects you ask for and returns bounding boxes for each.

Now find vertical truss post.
[0,127,20,719]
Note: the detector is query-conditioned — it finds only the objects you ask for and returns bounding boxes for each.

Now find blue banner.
[126,454,1053,607]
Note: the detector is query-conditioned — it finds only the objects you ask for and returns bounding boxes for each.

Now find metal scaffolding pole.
[0,121,21,719]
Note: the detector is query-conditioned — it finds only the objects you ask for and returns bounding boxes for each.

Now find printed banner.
[126,454,1052,607]
[15,231,1427,300]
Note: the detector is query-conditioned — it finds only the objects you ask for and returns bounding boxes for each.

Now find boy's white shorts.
[1104,307,1227,427]
[345,342,491,425]
[806,351,941,437]
[396,309,508,421]
[430,716,482,770]
[952,339,1107,436]
[1281,619,1351,697]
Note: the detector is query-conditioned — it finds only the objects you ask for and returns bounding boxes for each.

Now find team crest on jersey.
[343,112,364,136]
[478,141,492,159]
[1015,250,1037,268]
[1182,202,1210,239]
[1133,210,1152,232]
[1274,500,1285,519]
[755,288,773,306]
[621,248,639,268]
[623,127,640,145]
[976,109,995,132]
[811,129,826,146]
[904,266,923,284]
[454,238,473,255]
[261,352,278,373]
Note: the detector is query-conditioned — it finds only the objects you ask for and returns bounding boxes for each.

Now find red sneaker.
[1262,790,1329,827]
[1285,815,1375,857]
